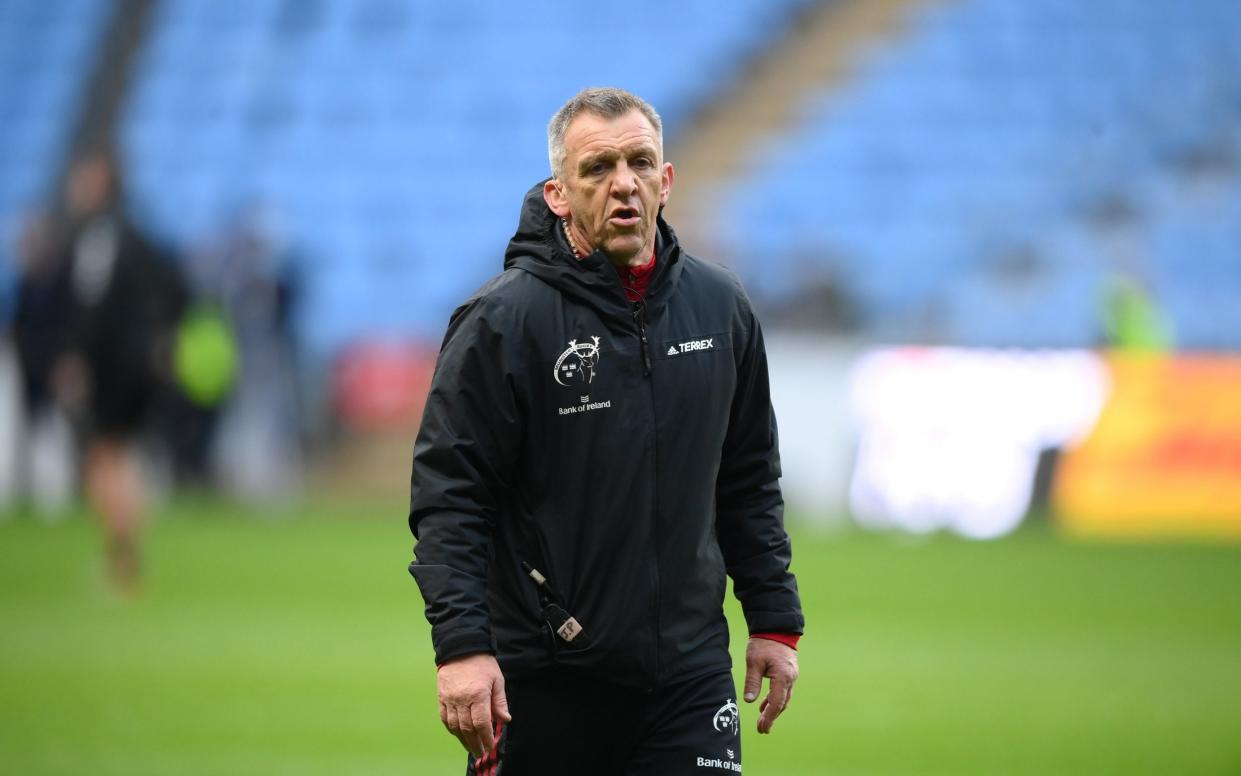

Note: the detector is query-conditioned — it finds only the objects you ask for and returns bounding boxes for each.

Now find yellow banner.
[1054,354,1241,540]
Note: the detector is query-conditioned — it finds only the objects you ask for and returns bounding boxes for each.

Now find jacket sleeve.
[408,296,521,665]
[716,297,804,637]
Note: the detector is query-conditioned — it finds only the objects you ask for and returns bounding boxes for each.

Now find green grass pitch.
[2,501,1240,775]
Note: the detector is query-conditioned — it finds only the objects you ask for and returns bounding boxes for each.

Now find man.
[409,87,802,775]
[51,151,189,593]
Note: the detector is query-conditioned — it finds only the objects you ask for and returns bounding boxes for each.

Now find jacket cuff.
[741,607,805,637]
[432,629,495,666]
[750,632,800,650]
[436,650,495,670]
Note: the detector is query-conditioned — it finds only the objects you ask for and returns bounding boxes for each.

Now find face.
[66,157,114,217]
[544,109,674,266]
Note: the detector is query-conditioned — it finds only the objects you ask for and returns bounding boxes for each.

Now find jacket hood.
[503,179,683,326]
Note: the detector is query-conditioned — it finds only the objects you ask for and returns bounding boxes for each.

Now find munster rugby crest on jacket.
[408,180,802,689]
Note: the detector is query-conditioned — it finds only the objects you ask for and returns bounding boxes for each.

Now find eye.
[632,157,653,169]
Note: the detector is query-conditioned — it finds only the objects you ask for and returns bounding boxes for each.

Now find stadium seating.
[116,0,814,356]
[5,0,1238,353]
[719,0,1241,349]
[0,0,110,285]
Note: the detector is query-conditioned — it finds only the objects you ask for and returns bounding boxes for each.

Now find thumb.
[492,675,512,723]
[743,660,763,703]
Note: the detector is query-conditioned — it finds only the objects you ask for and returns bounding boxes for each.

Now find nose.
[610,161,639,197]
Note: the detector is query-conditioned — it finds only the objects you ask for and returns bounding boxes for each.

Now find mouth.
[608,207,641,227]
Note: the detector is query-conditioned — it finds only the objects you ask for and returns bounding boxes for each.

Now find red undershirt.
[614,249,658,301]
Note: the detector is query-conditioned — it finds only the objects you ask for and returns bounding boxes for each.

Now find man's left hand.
[742,637,799,734]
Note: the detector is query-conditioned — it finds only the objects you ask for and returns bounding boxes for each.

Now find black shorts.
[467,668,742,776]
[90,372,156,438]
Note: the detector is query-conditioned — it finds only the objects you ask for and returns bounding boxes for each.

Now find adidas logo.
[667,345,679,356]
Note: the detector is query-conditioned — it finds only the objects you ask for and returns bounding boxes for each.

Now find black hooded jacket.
[408,181,802,689]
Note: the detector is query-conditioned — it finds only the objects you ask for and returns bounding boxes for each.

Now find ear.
[659,162,675,207]
[544,179,570,218]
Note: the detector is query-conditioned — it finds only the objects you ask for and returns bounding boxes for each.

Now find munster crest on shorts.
[712,698,739,735]
[553,336,601,387]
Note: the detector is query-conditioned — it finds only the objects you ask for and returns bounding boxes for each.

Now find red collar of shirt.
[568,231,656,301]
[613,250,657,302]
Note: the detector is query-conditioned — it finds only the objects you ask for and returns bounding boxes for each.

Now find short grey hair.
[547,87,664,177]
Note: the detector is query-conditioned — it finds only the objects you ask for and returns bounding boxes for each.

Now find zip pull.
[632,302,652,377]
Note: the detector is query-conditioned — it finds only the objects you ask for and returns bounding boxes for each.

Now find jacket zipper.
[631,298,660,687]
[632,301,653,376]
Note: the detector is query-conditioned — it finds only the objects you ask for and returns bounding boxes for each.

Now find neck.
[562,218,588,259]
[608,241,655,269]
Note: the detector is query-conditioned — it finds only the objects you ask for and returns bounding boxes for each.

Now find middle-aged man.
[408,87,803,776]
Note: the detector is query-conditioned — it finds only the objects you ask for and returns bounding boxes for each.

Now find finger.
[769,673,792,713]
[757,678,791,734]
[452,704,481,758]
[757,696,777,734]
[444,705,468,750]
[742,659,764,703]
[459,700,486,754]
[471,700,496,756]
[444,703,469,749]
[492,674,512,724]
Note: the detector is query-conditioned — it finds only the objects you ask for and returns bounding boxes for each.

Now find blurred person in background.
[52,149,189,594]
[408,88,803,775]
[185,201,300,500]
[1101,272,1174,353]
[8,209,78,513]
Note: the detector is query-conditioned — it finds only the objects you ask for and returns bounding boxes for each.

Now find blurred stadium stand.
[0,0,110,283]
[717,0,1241,348]
[114,0,813,358]
[2,0,1239,357]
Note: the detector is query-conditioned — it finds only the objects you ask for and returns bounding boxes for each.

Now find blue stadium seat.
[117,0,811,355]
[717,0,1241,348]
[0,0,110,269]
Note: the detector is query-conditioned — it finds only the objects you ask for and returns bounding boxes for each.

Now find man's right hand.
[436,653,511,759]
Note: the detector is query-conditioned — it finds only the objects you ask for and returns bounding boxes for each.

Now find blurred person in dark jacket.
[12,210,70,416]
[53,150,188,593]
[9,209,77,512]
